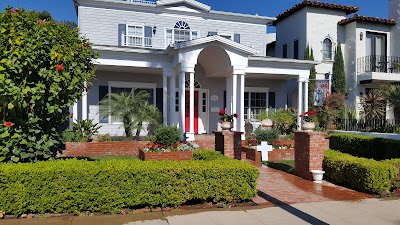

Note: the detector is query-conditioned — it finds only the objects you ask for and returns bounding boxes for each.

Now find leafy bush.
[267,109,297,134]
[154,126,180,147]
[254,127,280,144]
[324,150,397,194]
[97,133,112,142]
[0,8,97,162]
[329,133,400,160]
[193,150,227,161]
[63,119,101,142]
[0,158,259,216]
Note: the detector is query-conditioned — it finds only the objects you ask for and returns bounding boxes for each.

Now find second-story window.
[166,21,199,45]
[283,44,288,58]
[127,25,144,46]
[293,40,299,59]
[322,38,333,60]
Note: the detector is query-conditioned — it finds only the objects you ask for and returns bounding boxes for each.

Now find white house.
[72,0,317,140]
[272,0,400,119]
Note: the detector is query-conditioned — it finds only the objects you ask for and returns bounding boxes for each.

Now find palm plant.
[360,89,386,120]
[383,84,400,120]
[99,90,162,138]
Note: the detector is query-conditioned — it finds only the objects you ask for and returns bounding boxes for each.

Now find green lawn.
[263,160,294,174]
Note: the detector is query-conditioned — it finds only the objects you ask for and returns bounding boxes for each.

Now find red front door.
[185,91,199,133]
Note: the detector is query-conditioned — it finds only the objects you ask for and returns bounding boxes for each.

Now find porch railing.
[124,35,170,49]
[357,55,400,74]
[334,118,400,133]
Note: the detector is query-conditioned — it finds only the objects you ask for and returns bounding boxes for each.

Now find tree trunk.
[123,116,132,137]
[394,106,400,122]
[135,121,143,140]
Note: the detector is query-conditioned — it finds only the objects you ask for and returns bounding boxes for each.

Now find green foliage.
[267,109,297,134]
[99,90,162,138]
[0,8,97,162]
[304,44,316,109]
[257,109,269,121]
[328,133,400,160]
[154,126,180,147]
[264,160,294,174]
[97,133,112,142]
[0,158,259,216]
[193,150,227,161]
[360,89,386,120]
[324,150,397,194]
[382,84,400,120]
[63,119,101,142]
[254,127,280,143]
[332,44,346,95]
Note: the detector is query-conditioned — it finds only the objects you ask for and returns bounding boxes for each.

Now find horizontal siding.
[79,6,266,56]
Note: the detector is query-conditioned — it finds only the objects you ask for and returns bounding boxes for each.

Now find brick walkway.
[253,166,374,205]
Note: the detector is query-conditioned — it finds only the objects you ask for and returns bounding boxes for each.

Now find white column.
[232,74,238,131]
[226,77,232,114]
[169,75,176,126]
[162,75,168,126]
[297,79,303,130]
[73,101,78,122]
[189,72,195,135]
[179,71,186,139]
[239,74,245,139]
[304,80,309,113]
[82,83,88,120]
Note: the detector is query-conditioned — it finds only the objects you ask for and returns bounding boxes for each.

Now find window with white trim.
[126,25,144,46]
[244,91,268,120]
[166,21,199,44]
[322,38,333,60]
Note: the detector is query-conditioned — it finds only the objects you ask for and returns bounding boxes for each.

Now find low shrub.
[193,150,227,161]
[328,133,400,160]
[324,150,397,194]
[254,127,280,144]
[0,158,258,216]
[154,126,180,147]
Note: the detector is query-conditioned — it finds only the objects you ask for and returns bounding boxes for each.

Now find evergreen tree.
[332,44,346,95]
[304,44,316,108]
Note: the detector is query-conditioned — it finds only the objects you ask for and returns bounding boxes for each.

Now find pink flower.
[82,43,89,47]
[9,9,15,14]
[55,64,64,71]
[38,20,45,24]
[5,122,12,127]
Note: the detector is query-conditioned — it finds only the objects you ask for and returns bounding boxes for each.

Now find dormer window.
[322,38,333,60]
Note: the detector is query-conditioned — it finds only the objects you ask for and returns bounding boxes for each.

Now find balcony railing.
[123,0,156,5]
[357,55,400,74]
[124,35,172,49]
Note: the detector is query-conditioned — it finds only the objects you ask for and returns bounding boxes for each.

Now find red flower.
[9,9,15,14]
[271,141,275,145]
[69,113,73,118]
[82,43,89,47]
[38,20,45,24]
[283,144,287,147]
[4,122,12,127]
[152,144,156,148]
[218,109,226,115]
[55,64,64,71]
[299,114,304,117]
[233,113,238,118]
[277,140,281,143]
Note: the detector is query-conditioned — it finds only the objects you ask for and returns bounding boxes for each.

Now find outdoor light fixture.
[360,32,363,41]
[153,26,157,35]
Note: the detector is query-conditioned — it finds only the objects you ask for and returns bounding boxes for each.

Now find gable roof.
[156,0,211,12]
[166,35,258,55]
[338,14,397,26]
[273,0,359,26]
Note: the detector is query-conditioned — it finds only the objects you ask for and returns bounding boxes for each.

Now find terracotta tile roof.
[338,14,397,26]
[273,0,359,26]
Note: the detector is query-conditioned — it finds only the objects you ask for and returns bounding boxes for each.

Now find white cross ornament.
[257,141,273,161]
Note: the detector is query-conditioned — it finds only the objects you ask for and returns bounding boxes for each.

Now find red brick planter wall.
[139,149,193,161]
[241,146,261,167]
[65,141,150,157]
[268,148,295,161]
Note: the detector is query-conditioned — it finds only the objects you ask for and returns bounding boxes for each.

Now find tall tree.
[332,44,346,95]
[304,44,316,108]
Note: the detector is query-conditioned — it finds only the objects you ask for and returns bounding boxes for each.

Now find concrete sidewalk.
[2,198,399,225]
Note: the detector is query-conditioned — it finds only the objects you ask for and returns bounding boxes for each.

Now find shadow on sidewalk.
[257,190,329,225]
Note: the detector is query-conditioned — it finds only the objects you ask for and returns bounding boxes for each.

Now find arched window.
[173,21,191,43]
[174,21,190,30]
[322,38,333,60]
[185,79,201,88]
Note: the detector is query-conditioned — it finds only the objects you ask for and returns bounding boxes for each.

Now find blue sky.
[2,0,389,32]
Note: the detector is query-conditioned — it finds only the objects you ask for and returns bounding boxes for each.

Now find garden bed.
[139,149,193,161]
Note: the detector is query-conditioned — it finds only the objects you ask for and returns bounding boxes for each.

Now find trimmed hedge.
[192,150,227,161]
[324,150,397,194]
[329,134,400,160]
[0,158,259,216]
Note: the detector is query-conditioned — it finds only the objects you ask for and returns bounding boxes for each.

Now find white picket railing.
[124,35,168,49]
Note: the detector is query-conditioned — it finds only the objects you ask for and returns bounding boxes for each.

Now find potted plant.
[299,110,317,131]
[218,110,238,130]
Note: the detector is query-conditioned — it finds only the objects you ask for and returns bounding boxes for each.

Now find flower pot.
[301,121,315,131]
[220,121,233,131]
[311,170,325,184]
